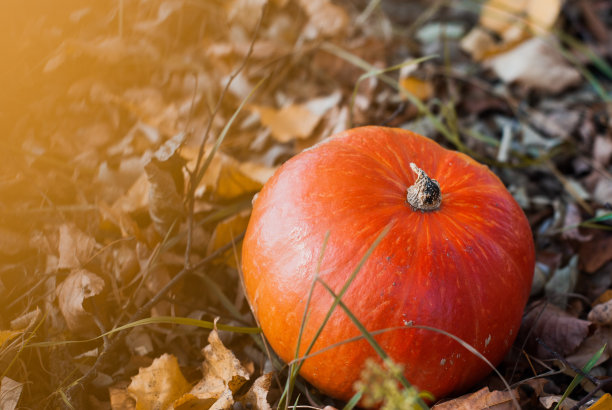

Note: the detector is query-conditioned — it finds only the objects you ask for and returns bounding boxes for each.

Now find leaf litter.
[1,0,612,409]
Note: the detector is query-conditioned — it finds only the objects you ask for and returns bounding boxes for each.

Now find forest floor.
[1,0,612,409]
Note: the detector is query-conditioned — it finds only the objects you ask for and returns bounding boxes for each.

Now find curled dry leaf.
[177,329,262,409]
[0,377,23,410]
[194,329,249,397]
[56,269,105,335]
[521,302,590,358]
[237,373,273,410]
[58,223,97,269]
[484,36,582,93]
[432,386,519,409]
[128,353,190,410]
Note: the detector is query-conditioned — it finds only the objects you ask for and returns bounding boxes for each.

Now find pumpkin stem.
[406,163,441,212]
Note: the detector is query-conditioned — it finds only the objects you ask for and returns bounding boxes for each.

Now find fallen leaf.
[128,353,191,410]
[109,383,136,410]
[0,330,22,348]
[195,329,250,396]
[566,326,612,368]
[58,223,97,269]
[589,393,612,410]
[10,308,41,330]
[485,36,582,93]
[432,386,519,409]
[545,255,579,308]
[298,0,348,39]
[251,103,322,143]
[579,233,612,273]
[208,210,250,267]
[145,157,184,235]
[177,329,254,409]
[539,394,578,409]
[399,77,434,101]
[561,202,592,242]
[593,136,612,167]
[56,269,105,335]
[461,0,562,59]
[593,178,612,206]
[588,299,612,324]
[237,373,273,410]
[0,377,23,410]
[521,302,590,358]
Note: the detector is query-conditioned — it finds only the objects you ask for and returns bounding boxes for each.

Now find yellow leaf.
[527,0,562,35]
[208,211,251,267]
[216,164,263,200]
[251,103,321,143]
[589,393,612,410]
[480,0,527,35]
[0,330,22,347]
[399,77,433,101]
[128,353,190,410]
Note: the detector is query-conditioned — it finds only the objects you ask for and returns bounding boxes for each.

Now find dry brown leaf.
[539,394,578,409]
[216,164,264,200]
[225,0,267,28]
[127,353,191,410]
[432,386,519,409]
[588,299,612,324]
[145,158,184,235]
[299,0,348,39]
[593,178,612,206]
[111,173,151,215]
[522,302,590,358]
[176,329,257,409]
[207,210,250,267]
[58,223,97,269]
[485,36,582,93]
[0,377,23,410]
[56,269,105,335]
[579,233,612,273]
[251,103,322,143]
[237,373,273,410]
[593,136,612,166]
[561,202,593,242]
[109,383,136,410]
[462,0,562,60]
[10,308,41,330]
[566,326,612,368]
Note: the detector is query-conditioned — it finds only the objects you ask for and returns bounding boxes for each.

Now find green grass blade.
[29,316,261,348]
[553,344,606,410]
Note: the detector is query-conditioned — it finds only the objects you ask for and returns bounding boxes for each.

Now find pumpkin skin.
[242,126,534,403]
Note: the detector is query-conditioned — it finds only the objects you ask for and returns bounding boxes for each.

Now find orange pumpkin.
[242,126,534,402]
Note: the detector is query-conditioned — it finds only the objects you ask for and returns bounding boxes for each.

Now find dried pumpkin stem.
[406,163,441,212]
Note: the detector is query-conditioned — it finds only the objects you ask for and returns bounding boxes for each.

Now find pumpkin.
[241,126,534,403]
